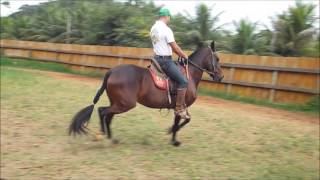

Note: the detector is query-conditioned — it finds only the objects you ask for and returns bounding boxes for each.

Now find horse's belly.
[137,89,173,109]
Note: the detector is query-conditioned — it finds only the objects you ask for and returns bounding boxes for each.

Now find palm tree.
[230,19,272,55]
[231,19,258,54]
[271,1,318,56]
[173,3,225,49]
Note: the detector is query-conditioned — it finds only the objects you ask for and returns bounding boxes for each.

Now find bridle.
[187,46,218,77]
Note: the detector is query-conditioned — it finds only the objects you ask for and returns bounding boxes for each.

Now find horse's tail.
[68,71,111,136]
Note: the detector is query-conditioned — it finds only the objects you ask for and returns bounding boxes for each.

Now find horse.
[68,41,224,146]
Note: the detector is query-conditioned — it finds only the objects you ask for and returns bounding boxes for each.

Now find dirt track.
[22,68,319,124]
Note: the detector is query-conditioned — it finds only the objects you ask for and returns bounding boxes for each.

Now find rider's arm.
[169,42,188,59]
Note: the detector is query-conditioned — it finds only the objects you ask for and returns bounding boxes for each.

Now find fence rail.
[3,44,319,74]
[1,39,319,104]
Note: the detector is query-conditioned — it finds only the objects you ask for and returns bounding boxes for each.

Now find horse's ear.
[210,41,216,52]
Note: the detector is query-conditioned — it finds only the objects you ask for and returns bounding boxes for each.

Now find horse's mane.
[188,50,198,59]
[189,46,208,60]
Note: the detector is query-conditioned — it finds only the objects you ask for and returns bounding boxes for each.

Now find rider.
[150,7,189,119]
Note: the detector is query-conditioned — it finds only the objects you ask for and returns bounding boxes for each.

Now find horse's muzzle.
[211,74,224,82]
[218,75,224,82]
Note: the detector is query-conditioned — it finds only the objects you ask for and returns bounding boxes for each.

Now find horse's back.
[111,64,146,72]
[108,64,147,80]
[107,64,148,90]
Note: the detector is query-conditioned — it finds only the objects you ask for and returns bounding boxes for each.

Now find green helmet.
[159,7,171,17]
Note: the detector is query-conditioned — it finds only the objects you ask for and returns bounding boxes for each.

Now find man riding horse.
[69,7,224,146]
[150,7,190,119]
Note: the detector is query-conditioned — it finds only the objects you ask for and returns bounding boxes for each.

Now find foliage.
[228,19,270,55]
[271,1,319,57]
[0,0,319,56]
[171,4,226,50]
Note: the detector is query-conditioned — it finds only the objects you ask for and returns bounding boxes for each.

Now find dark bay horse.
[69,41,223,146]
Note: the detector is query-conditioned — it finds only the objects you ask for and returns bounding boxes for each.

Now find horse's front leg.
[171,115,181,146]
[178,118,190,130]
[168,117,191,134]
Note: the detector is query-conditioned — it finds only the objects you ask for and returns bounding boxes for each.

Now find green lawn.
[1,66,319,179]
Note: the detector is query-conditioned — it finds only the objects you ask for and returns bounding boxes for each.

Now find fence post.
[28,50,32,59]
[269,71,278,102]
[138,58,145,67]
[118,57,123,65]
[317,75,320,94]
[227,67,235,94]
[55,52,60,62]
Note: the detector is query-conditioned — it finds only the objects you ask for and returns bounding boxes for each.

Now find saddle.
[148,58,187,93]
[148,58,169,90]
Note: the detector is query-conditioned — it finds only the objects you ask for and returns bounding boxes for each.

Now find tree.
[110,1,158,47]
[229,19,272,55]
[171,3,225,50]
[1,0,317,57]
[271,1,318,57]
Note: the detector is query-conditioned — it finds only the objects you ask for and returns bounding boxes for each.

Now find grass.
[1,66,319,179]
[199,88,320,114]
[1,56,319,115]
[0,57,104,77]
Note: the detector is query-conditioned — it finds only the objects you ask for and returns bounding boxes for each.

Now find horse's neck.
[188,60,204,89]
[188,48,211,89]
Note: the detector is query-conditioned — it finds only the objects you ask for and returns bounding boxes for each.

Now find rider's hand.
[181,53,188,60]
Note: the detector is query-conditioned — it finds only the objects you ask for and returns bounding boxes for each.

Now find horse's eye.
[214,56,219,62]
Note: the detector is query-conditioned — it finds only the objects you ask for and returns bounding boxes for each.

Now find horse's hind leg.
[98,102,136,141]
[98,107,107,134]
[98,106,115,139]
[104,113,114,139]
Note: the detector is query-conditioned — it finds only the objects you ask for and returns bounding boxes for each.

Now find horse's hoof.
[171,141,181,147]
[112,139,119,144]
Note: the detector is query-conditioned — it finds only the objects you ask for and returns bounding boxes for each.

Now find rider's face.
[165,16,171,24]
[160,16,171,25]
[167,16,171,24]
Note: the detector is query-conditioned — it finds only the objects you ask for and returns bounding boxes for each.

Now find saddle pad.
[148,62,188,91]
[149,67,169,90]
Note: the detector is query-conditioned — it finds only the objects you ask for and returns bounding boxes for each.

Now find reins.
[187,60,215,76]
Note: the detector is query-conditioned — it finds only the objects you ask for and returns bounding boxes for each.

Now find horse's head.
[204,41,224,82]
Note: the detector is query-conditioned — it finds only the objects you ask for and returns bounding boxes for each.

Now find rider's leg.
[159,60,189,119]
[175,88,189,118]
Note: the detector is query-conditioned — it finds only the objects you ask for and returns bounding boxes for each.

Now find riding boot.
[175,88,190,119]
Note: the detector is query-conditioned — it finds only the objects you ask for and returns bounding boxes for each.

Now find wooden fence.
[1,39,319,104]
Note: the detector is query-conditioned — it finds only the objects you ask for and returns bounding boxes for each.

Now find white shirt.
[150,20,175,56]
